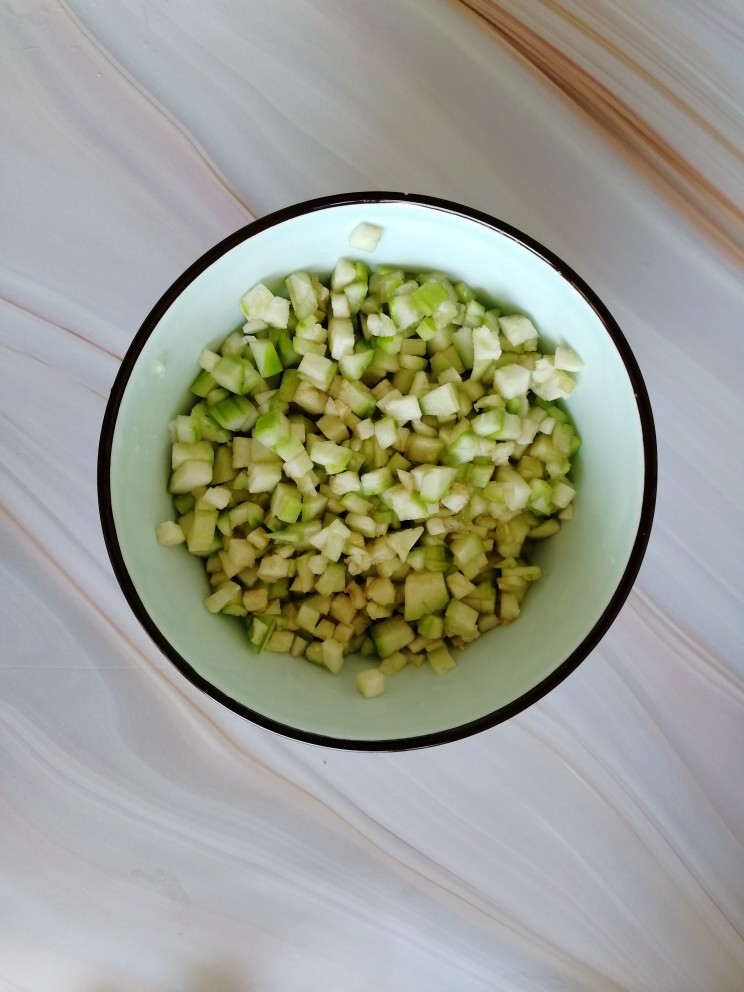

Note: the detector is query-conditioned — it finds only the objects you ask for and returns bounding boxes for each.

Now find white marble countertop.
[2,2,743,989]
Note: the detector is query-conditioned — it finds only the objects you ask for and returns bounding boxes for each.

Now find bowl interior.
[105,196,653,747]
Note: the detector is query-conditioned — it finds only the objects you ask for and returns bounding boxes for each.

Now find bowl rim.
[98,190,657,750]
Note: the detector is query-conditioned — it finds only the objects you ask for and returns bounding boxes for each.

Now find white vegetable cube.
[266,630,295,654]
[366,312,397,337]
[500,591,521,622]
[496,412,522,440]
[286,271,318,319]
[329,471,361,495]
[204,581,241,614]
[337,379,376,417]
[339,351,374,381]
[321,639,345,674]
[447,431,480,464]
[360,467,393,496]
[446,572,476,599]
[374,416,398,449]
[263,295,290,328]
[367,576,396,606]
[282,450,315,480]
[349,222,382,252]
[551,479,576,508]
[450,532,485,567]
[200,486,231,509]
[243,319,268,335]
[308,554,328,575]
[198,348,220,373]
[308,438,353,474]
[494,363,531,399]
[471,409,505,437]
[331,257,357,291]
[257,555,292,581]
[385,395,421,424]
[472,325,502,362]
[310,518,352,562]
[156,521,185,547]
[328,317,355,359]
[172,440,214,469]
[242,588,269,613]
[379,652,408,676]
[411,465,456,502]
[387,486,428,521]
[554,346,584,372]
[499,314,539,347]
[247,462,282,493]
[240,283,274,320]
[297,605,320,635]
[532,356,555,383]
[356,668,385,698]
[419,382,460,418]
[355,418,376,441]
[440,483,470,513]
[388,294,422,331]
[295,315,326,343]
[298,353,337,392]
[496,466,532,510]
[553,370,576,398]
[331,293,351,318]
[169,459,213,493]
[432,299,461,329]
[532,370,576,401]
[427,645,456,675]
[386,526,424,560]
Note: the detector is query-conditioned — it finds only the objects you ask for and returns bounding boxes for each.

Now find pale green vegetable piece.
[163,249,582,697]
[356,668,385,698]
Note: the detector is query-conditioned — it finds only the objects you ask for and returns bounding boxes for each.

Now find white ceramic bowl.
[98,192,656,749]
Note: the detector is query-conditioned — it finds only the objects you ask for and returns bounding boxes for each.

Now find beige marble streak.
[454,0,744,265]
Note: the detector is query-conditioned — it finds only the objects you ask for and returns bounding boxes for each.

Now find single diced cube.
[427,645,456,675]
[156,521,185,547]
[356,668,385,698]
[296,603,320,634]
[321,639,345,674]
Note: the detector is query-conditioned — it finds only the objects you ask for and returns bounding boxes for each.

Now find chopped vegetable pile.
[158,239,582,697]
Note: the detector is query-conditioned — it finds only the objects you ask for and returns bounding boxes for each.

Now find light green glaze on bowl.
[100,193,655,749]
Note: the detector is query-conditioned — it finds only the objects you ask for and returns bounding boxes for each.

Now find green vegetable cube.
[444,599,479,639]
[370,619,415,657]
[270,483,302,523]
[248,338,283,377]
[253,409,291,448]
[404,571,449,621]
[411,281,449,315]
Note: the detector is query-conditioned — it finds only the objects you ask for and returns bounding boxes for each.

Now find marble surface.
[2,1,743,989]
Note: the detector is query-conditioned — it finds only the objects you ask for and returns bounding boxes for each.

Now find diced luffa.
[158,243,581,696]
